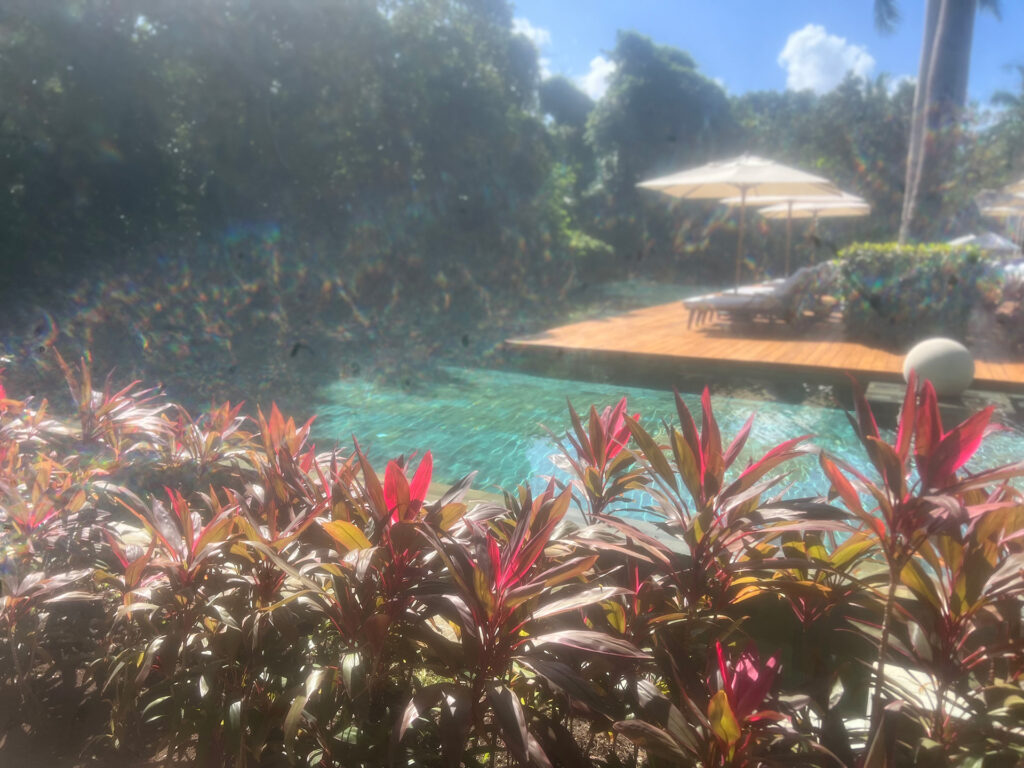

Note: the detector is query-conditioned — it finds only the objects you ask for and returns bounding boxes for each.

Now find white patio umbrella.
[1005,176,1024,195]
[721,192,868,275]
[757,195,870,269]
[757,196,868,268]
[637,154,841,290]
[980,196,1024,246]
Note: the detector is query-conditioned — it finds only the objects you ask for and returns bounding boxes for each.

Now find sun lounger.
[684,263,838,328]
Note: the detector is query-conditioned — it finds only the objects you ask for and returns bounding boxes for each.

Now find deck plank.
[507,301,1024,393]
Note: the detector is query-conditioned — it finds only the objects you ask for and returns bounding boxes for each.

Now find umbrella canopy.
[720,192,865,208]
[1006,177,1024,195]
[977,189,1024,217]
[731,193,868,274]
[638,154,842,289]
[980,204,1024,218]
[638,155,839,199]
[757,195,870,219]
[980,200,1024,248]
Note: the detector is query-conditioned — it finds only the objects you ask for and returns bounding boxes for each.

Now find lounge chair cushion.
[683,263,838,326]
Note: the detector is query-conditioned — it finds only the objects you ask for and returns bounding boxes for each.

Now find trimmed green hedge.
[839,242,984,348]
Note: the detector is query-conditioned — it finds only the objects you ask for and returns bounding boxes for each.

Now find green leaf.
[670,427,703,505]
[320,519,371,551]
[900,559,942,612]
[227,699,242,738]
[141,694,172,718]
[284,694,307,746]
[625,415,676,492]
[707,690,740,755]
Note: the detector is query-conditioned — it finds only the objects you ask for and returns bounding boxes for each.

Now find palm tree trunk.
[899,0,978,243]
[898,0,941,244]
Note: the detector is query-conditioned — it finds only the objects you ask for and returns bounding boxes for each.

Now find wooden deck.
[506,301,1024,395]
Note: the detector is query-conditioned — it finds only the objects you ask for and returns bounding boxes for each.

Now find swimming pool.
[313,366,1024,500]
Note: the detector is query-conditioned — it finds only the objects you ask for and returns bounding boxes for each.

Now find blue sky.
[510,1,1023,103]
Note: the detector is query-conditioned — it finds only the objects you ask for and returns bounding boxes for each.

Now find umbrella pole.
[785,201,793,276]
[736,187,747,291]
[810,211,819,264]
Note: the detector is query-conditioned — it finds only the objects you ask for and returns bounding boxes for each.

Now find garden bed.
[2,359,1023,766]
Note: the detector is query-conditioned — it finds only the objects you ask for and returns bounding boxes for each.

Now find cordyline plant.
[818,372,1024,762]
[1,358,1023,768]
[555,396,644,521]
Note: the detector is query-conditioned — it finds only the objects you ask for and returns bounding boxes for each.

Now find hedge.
[838,242,985,348]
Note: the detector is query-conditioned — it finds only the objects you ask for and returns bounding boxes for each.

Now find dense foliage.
[3,361,1023,766]
[4,2,1024,406]
[838,243,988,347]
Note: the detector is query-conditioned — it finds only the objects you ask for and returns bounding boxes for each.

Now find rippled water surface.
[314,366,1024,499]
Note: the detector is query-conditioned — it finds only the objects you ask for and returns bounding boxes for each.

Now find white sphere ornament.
[903,338,975,396]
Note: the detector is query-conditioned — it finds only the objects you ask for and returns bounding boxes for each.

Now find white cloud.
[513,17,551,49]
[888,74,916,95]
[577,55,616,100]
[778,24,875,94]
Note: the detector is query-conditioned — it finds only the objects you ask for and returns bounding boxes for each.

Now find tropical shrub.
[1,360,1023,766]
[839,242,985,347]
[994,262,1024,353]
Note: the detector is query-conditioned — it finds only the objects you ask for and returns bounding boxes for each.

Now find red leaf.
[567,400,595,467]
[486,686,533,767]
[732,649,780,721]
[588,405,607,470]
[715,642,733,704]
[866,436,906,500]
[700,388,724,496]
[914,381,945,466]
[674,390,704,478]
[530,630,651,659]
[601,397,632,461]
[409,451,433,505]
[487,534,504,588]
[353,439,387,520]
[723,435,810,499]
[723,413,755,470]
[384,460,410,521]
[848,374,880,441]
[519,657,613,715]
[820,454,866,517]
[926,406,995,489]
[895,372,917,463]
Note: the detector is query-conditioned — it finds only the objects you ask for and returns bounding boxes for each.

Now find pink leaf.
[723,413,755,470]
[914,381,945,472]
[409,451,433,506]
[384,460,410,520]
[895,371,917,463]
[926,406,995,489]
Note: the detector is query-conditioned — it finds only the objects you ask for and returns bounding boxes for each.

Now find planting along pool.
[314,366,1024,501]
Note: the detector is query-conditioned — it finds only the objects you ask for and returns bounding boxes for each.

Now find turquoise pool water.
[313,367,1024,500]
